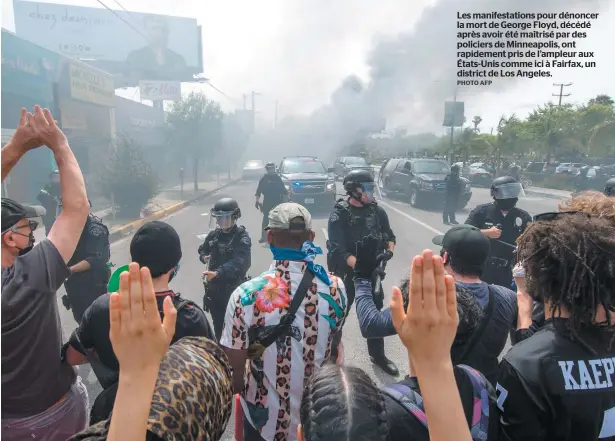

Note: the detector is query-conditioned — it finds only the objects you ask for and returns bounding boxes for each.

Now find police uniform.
[443,166,462,224]
[64,214,111,323]
[36,183,61,235]
[495,319,615,441]
[255,165,288,242]
[327,198,398,374]
[465,202,531,286]
[198,224,251,340]
[605,177,615,197]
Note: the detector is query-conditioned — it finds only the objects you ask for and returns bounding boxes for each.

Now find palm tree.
[472,116,483,133]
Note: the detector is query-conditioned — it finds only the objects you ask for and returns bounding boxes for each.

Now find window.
[383,159,400,175]
[412,161,450,174]
[344,157,368,166]
[281,159,326,174]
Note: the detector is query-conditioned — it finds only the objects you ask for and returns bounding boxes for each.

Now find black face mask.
[7,230,35,256]
[495,198,518,210]
[168,264,180,283]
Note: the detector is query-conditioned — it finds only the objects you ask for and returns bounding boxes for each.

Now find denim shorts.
[1,376,89,441]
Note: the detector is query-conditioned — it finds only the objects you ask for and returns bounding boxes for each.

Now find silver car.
[242,160,266,180]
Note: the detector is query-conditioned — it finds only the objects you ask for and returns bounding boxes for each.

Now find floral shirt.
[220,260,347,441]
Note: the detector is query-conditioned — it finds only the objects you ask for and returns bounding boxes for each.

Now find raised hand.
[29,105,68,151]
[9,108,42,152]
[390,249,458,369]
[109,263,177,375]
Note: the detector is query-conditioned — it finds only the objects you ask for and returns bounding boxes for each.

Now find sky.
[2,0,615,135]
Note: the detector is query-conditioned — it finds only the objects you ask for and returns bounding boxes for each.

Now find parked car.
[555,162,587,174]
[279,156,336,211]
[380,158,472,209]
[333,156,373,179]
[464,166,493,187]
[242,159,266,180]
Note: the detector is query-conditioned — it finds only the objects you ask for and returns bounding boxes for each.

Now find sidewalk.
[33,175,241,243]
[105,175,240,241]
[525,186,572,200]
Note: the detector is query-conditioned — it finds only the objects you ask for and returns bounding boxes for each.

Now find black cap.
[1,198,46,233]
[130,221,182,278]
[432,225,490,269]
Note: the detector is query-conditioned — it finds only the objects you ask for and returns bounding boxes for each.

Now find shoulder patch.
[240,235,251,246]
[88,223,106,237]
[329,211,340,223]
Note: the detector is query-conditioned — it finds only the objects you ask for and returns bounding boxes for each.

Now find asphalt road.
[48,179,561,439]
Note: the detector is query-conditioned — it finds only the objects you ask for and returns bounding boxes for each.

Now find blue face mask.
[270,241,331,285]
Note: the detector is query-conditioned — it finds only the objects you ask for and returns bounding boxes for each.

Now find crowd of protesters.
[2,106,615,441]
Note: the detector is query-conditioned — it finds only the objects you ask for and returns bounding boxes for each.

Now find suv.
[279,156,336,211]
[380,158,472,209]
[333,156,373,179]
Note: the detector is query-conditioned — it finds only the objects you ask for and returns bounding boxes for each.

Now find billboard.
[443,101,465,127]
[13,1,201,85]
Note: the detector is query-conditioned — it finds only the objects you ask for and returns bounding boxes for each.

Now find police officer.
[327,169,398,376]
[604,177,615,196]
[36,170,61,235]
[198,198,251,339]
[63,202,111,323]
[255,162,288,243]
[465,176,532,287]
[443,163,462,225]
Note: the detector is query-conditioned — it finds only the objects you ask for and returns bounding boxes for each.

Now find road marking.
[201,212,209,216]
[378,199,444,235]
[322,227,329,241]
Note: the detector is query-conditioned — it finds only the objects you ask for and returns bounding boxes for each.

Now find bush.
[97,136,159,218]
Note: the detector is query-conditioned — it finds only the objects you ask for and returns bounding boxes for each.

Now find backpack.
[380,365,490,441]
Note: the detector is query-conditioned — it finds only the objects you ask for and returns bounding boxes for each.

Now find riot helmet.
[344,169,376,204]
[605,177,615,197]
[265,162,276,173]
[210,198,241,231]
[451,164,460,175]
[490,176,524,210]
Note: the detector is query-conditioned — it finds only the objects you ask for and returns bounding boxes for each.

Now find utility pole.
[274,100,279,129]
[243,94,247,110]
[552,82,572,106]
[251,91,261,133]
[449,87,458,166]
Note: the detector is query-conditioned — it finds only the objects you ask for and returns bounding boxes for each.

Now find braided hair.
[517,214,615,350]
[300,364,388,441]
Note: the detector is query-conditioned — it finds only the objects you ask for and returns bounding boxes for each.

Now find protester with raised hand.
[69,263,234,441]
[108,263,176,441]
[2,106,90,441]
[389,250,473,441]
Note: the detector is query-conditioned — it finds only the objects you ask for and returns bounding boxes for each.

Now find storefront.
[55,61,116,181]
[1,30,59,202]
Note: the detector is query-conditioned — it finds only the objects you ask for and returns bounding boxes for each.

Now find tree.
[472,116,482,132]
[98,135,159,218]
[167,92,224,191]
[588,94,614,107]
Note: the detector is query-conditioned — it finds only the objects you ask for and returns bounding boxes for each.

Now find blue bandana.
[270,241,331,285]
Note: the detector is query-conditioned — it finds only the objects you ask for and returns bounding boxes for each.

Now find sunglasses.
[532,211,588,222]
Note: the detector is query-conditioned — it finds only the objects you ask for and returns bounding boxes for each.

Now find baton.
[373,260,385,295]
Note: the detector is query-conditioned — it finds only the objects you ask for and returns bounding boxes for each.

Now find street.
[51,179,561,439]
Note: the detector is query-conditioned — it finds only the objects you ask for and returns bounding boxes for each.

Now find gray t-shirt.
[1,239,76,417]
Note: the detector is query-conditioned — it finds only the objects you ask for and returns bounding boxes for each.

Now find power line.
[94,0,147,40]
[552,82,572,106]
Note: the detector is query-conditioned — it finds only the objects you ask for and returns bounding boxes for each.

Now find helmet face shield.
[360,182,376,202]
[493,182,525,199]
[210,211,235,230]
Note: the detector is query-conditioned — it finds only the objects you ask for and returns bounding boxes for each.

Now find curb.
[525,188,571,200]
[108,179,241,243]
